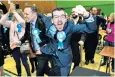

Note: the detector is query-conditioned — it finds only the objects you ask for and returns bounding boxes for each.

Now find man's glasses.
[53,15,66,19]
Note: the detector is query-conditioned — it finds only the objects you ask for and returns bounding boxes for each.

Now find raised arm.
[72,14,96,33]
[13,11,25,26]
[97,16,106,28]
[20,23,29,44]
[71,5,96,33]
[0,13,11,28]
[38,13,52,29]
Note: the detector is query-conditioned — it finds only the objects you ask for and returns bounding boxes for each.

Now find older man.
[22,6,52,76]
[70,7,87,69]
[84,7,106,65]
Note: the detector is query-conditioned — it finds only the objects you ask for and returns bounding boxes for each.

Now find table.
[98,46,114,73]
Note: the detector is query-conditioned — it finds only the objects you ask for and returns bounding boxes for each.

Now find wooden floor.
[3,29,114,77]
[3,49,114,77]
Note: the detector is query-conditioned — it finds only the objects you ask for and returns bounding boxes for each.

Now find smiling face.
[52,10,67,31]
[108,13,114,23]
[71,8,78,19]
[24,7,37,23]
[90,7,97,15]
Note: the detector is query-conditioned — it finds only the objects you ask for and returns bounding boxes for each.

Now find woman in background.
[0,3,31,76]
[100,13,114,72]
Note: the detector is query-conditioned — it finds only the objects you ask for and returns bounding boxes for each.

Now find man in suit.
[24,5,96,76]
[84,7,106,65]
[22,6,52,76]
[70,8,86,69]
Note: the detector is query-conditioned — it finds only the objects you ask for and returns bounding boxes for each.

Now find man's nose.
[57,17,63,21]
[24,15,27,18]
[58,19,62,22]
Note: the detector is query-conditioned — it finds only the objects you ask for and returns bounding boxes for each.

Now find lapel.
[35,17,40,29]
[35,16,55,40]
[46,24,55,40]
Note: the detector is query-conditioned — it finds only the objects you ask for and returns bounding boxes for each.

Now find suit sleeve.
[38,13,52,28]
[98,16,106,29]
[40,43,55,55]
[20,23,29,44]
[0,13,11,28]
[72,14,97,33]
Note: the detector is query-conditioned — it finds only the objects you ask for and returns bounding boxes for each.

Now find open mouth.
[57,22,63,25]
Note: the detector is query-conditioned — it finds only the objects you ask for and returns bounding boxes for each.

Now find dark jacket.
[20,15,49,51]
[94,15,106,33]
[0,2,7,14]
[85,15,106,41]
[37,14,96,66]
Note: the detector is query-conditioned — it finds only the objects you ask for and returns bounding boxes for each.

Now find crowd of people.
[0,2,114,76]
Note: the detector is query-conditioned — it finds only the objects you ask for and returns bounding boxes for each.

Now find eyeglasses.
[53,15,66,19]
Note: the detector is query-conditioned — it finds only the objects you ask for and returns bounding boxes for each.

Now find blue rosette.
[32,28,42,43]
[3,27,7,33]
[57,31,66,50]
[8,14,12,20]
[17,24,22,32]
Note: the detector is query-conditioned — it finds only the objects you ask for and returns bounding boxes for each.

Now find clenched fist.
[75,5,89,18]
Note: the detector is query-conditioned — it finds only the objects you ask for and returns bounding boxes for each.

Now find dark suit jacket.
[20,15,49,51]
[85,15,106,43]
[96,15,106,32]
[0,2,7,14]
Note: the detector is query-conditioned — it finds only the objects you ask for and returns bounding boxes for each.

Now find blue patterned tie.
[30,23,35,48]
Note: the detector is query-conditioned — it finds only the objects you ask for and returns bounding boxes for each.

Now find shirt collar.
[31,16,37,26]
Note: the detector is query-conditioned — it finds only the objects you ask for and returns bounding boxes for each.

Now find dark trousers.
[84,33,98,61]
[50,56,71,76]
[71,33,81,69]
[71,42,80,69]
[111,58,114,69]
[12,47,31,76]
[29,57,37,73]
[36,54,52,76]
[0,47,4,66]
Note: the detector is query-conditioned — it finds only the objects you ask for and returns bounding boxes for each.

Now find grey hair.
[25,5,38,13]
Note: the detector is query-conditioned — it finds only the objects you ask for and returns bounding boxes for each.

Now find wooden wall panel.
[2,1,57,13]
[24,1,45,13]
[43,1,57,13]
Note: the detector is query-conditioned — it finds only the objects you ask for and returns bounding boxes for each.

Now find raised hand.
[10,41,21,49]
[10,42,17,49]
[9,2,16,13]
[75,5,89,18]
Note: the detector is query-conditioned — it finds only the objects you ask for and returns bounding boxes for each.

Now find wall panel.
[2,1,57,13]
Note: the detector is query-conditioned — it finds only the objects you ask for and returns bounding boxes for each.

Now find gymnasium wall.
[2,1,57,13]
[2,1,114,16]
[57,1,114,16]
